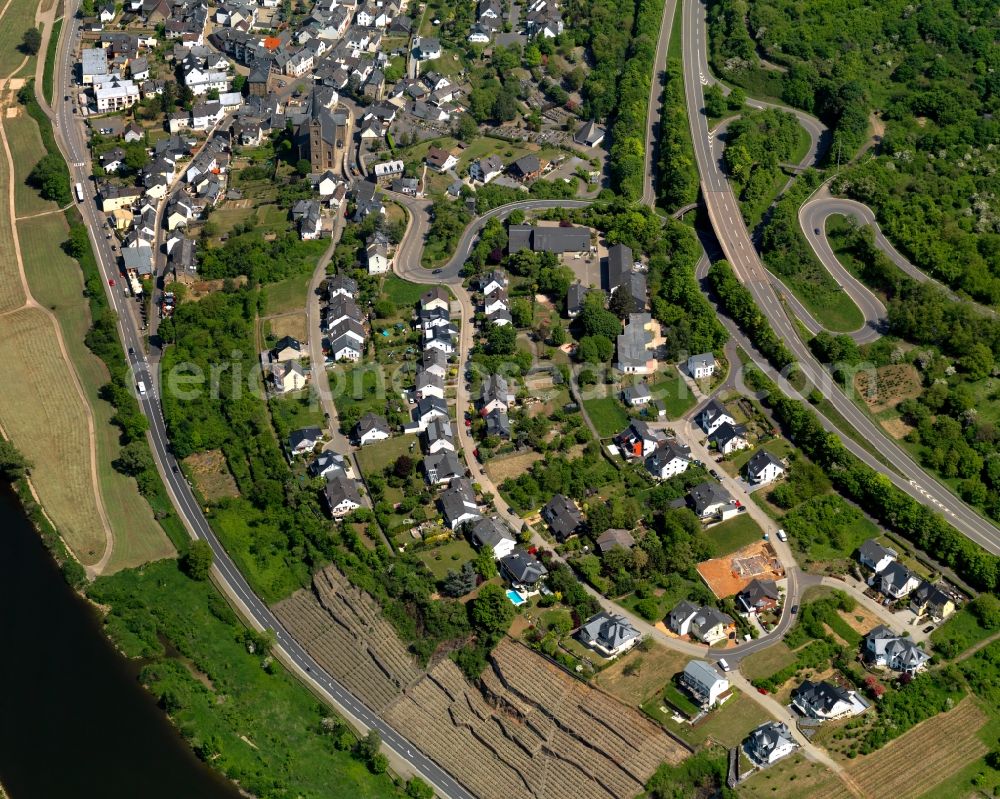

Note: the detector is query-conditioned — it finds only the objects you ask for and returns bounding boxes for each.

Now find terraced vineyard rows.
[810,699,988,799]
[273,565,422,712]
[383,639,688,799]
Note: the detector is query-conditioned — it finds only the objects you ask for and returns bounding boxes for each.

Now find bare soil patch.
[854,364,921,413]
[484,448,543,484]
[837,605,883,637]
[880,416,914,440]
[183,449,239,501]
[265,311,308,344]
[696,540,785,599]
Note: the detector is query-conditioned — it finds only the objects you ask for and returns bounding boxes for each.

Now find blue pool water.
[506,590,526,606]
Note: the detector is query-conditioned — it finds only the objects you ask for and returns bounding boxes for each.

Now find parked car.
[776,529,788,542]
[717,658,731,672]
[791,604,799,614]
[710,469,720,479]
[922,625,934,633]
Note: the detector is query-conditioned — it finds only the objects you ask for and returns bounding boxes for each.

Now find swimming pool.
[506,589,526,606]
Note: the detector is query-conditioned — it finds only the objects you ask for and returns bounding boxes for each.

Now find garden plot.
[383,638,688,799]
[273,565,423,712]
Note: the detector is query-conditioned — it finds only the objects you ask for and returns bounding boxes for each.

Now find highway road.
[680,0,1000,554]
[641,0,679,206]
[47,9,474,798]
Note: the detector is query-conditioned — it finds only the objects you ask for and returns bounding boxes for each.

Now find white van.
[776,529,788,542]
[717,658,731,672]
[136,381,147,396]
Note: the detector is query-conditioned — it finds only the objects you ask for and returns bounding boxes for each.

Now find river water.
[0,484,240,799]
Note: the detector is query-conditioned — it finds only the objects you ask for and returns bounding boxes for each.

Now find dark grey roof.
[471,516,514,550]
[688,481,734,515]
[309,450,345,477]
[508,154,540,177]
[697,398,730,424]
[439,477,479,526]
[578,612,639,651]
[707,421,747,448]
[858,538,897,564]
[667,600,699,630]
[356,412,389,436]
[595,528,635,553]
[508,224,590,254]
[423,450,463,482]
[607,243,632,290]
[616,313,652,369]
[739,579,779,607]
[324,472,362,509]
[878,561,916,593]
[574,119,605,146]
[792,680,852,715]
[273,335,302,354]
[541,493,583,540]
[748,722,794,759]
[566,281,588,313]
[416,395,449,419]
[289,426,322,449]
[746,450,784,478]
[485,408,510,437]
[500,547,547,585]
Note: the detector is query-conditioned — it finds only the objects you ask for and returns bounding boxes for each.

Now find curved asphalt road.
[49,10,473,798]
[802,196,997,319]
[682,0,1000,554]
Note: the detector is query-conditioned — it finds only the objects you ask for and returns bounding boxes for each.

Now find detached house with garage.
[864,625,931,674]
[541,493,584,542]
[745,722,797,766]
[666,601,735,644]
[324,473,363,517]
[645,439,691,480]
[688,481,737,520]
[289,426,323,457]
[577,612,641,658]
[470,517,516,560]
[707,422,749,455]
[745,450,785,485]
[500,548,548,594]
[909,581,956,620]
[696,399,735,436]
[615,418,666,459]
[680,660,731,708]
[857,539,898,574]
[439,477,481,530]
[687,352,716,379]
[355,412,390,446]
[870,562,920,600]
[737,579,780,615]
[792,680,868,721]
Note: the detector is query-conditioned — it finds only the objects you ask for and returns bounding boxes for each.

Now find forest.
[708,0,1000,304]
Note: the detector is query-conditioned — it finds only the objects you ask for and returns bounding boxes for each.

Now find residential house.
[909,581,956,620]
[366,240,391,275]
[470,517,516,560]
[484,408,511,439]
[426,146,457,172]
[424,326,455,354]
[577,612,641,658]
[666,601,734,644]
[696,399,735,436]
[595,528,635,554]
[327,333,363,362]
[424,417,455,454]
[98,183,143,212]
[871,562,921,600]
[81,48,110,84]
[616,313,657,374]
[324,295,364,329]
[745,723,797,766]
[541,493,584,542]
[271,335,303,362]
[565,282,588,317]
[615,419,666,459]
[309,450,346,479]
[688,481,737,520]
[415,370,445,401]
[270,360,307,393]
[100,148,126,173]
[420,286,450,313]
[707,422,749,455]
[574,120,606,148]
[500,548,548,593]
[737,579,780,615]
[327,272,358,300]
[291,199,323,240]
[421,349,449,379]
[622,382,652,406]
[413,37,441,60]
[745,450,785,485]
[864,626,931,674]
[644,439,691,480]
[508,154,541,182]
[122,246,154,278]
[687,352,716,379]
[373,159,405,185]
[355,413,390,446]
[423,450,464,485]
[439,477,481,530]
[94,75,140,112]
[857,539,898,574]
[289,426,323,457]
[478,374,511,416]
[324,473,363,517]
[680,660,730,708]
[415,396,449,430]
[470,154,504,183]
[792,680,867,721]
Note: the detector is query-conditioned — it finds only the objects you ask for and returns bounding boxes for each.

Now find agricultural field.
[595,643,690,707]
[274,565,423,712]
[264,311,308,344]
[19,212,171,571]
[6,112,57,217]
[853,364,922,414]
[383,638,689,799]
[809,699,989,799]
[183,449,239,502]
[0,308,108,564]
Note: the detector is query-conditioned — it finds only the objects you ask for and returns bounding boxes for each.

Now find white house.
[745,450,785,485]
[471,517,516,560]
[791,680,868,721]
[577,612,641,658]
[707,422,749,455]
[745,723,797,766]
[645,440,690,480]
[623,382,652,406]
[864,626,931,674]
[424,417,455,453]
[666,601,734,644]
[680,660,730,708]
[270,360,307,393]
[857,539,898,573]
[696,399,735,436]
[355,412,390,445]
[870,562,921,600]
[366,241,391,274]
[471,154,505,184]
[687,352,716,379]
[324,473,363,517]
